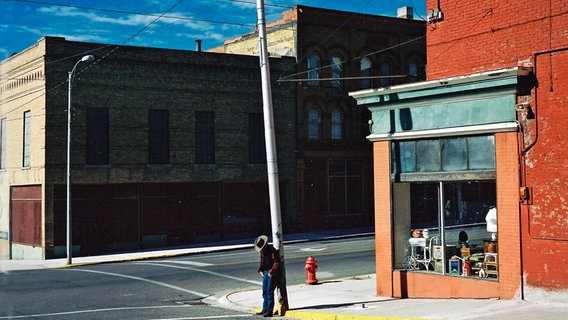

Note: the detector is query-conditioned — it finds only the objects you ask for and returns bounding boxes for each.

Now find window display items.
[485,207,497,241]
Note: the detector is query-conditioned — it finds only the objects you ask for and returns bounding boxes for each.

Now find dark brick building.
[1,5,427,259]
[213,5,426,231]
[1,36,296,259]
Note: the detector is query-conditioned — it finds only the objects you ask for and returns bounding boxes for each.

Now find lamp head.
[81,55,95,62]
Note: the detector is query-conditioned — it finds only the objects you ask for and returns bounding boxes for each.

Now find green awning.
[350,67,530,141]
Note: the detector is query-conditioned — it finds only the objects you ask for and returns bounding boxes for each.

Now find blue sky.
[0,0,425,61]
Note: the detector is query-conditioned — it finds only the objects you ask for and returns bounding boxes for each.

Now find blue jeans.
[261,270,277,315]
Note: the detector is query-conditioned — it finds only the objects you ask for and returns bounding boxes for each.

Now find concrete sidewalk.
[215,274,568,320]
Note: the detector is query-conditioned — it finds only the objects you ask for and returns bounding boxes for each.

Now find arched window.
[380,59,392,87]
[409,61,418,82]
[360,57,373,89]
[307,107,321,140]
[408,59,423,82]
[307,53,320,86]
[330,55,343,87]
[331,108,343,140]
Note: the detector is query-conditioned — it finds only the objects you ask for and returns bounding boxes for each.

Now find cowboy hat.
[254,235,268,252]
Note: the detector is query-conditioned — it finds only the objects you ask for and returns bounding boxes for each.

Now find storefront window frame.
[392,134,498,280]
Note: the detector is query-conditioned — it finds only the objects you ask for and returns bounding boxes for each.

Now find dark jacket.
[258,244,280,278]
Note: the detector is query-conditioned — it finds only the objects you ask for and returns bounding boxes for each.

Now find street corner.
[206,288,263,313]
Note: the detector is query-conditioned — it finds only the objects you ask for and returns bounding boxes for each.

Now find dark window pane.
[249,113,266,164]
[446,181,496,225]
[307,53,320,86]
[442,138,467,171]
[346,159,362,176]
[148,110,169,164]
[331,108,342,140]
[307,108,321,140]
[195,111,214,164]
[346,177,363,213]
[328,159,364,215]
[86,108,109,165]
[331,55,342,88]
[410,183,438,229]
[328,177,345,214]
[360,57,373,89]
[393,140,416,173]
[416,140,440,172]
[468,136,495,170]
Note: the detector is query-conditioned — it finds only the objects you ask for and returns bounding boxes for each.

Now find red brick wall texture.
[426,0,568,79]
[426,0,568,290]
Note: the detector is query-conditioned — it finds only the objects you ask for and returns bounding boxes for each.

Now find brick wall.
[373,141,393,297]
[520,48,568,291]
[426,0,568,292]
[426,0,568,79]
[495,132,522,298]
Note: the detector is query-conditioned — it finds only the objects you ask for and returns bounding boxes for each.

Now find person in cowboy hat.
[254,235,280,317]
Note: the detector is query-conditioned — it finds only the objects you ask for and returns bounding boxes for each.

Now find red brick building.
[351,0,567,299]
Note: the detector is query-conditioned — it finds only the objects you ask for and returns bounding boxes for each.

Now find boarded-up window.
[11,185,42,246]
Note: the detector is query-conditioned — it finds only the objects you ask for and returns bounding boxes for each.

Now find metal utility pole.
[67,55,94,265]
[255,0,288,314]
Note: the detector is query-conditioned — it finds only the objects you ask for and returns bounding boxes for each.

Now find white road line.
[300,247,327,252]
[0,305,189,319]
[137,262,262,286]
[153,260,212,267]
[69,268,209,297]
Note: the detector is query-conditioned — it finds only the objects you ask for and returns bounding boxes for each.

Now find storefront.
[350,67,530,299]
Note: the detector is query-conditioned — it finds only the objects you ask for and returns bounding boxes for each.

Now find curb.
[283,310,428,320]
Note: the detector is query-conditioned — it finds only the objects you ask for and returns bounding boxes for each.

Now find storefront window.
[392,135,498,280]
[416,140,440,172]
[442,138,467,171]
[392,135,496,174]
[468,135,495,170]
[395,140,415,173]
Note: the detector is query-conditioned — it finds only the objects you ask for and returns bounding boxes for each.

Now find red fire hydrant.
[305,256,318,284]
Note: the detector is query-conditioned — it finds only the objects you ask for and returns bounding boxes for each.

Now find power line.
[1,0,284,28]
[279,34,426,81]
[0,0,188,118]
[278,0,374,78]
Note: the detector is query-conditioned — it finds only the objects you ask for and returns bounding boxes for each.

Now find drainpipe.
[523,47,568,155]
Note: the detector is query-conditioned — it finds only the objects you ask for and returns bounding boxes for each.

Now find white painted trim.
[367,122,519,141]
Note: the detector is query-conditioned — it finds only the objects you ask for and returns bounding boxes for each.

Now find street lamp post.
[67,55,95,265]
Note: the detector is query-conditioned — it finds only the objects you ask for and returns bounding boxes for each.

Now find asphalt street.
[0,236,375,319]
